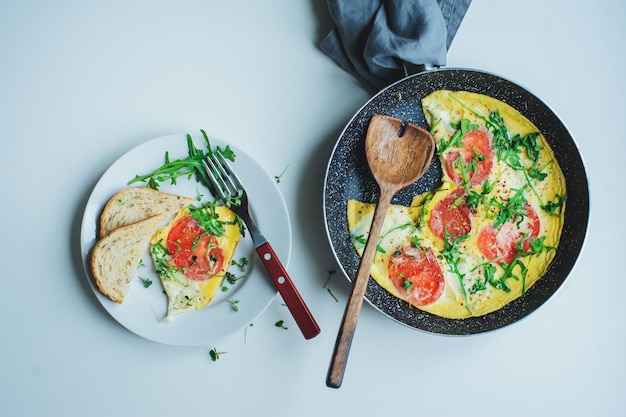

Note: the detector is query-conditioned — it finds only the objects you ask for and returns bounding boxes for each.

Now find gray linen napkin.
[321,0,472,92]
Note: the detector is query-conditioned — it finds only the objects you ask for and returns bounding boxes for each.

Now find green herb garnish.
[323,270,339,302]
[139,276,152,288]
[231,257,249,271]
[467,179,494,211]
[128,130,235,190]
[227,299,240,312]
[440,230,472,314]
[489,188,528,229]
[209,348,225,361]
[469,263,496,294]
[151,240,184,284]
[275,320,288,330]
[438,119,479,154]
[541,193,566,215]
[274,165,289,183]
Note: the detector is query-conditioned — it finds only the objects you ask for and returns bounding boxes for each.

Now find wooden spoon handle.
[326,187,394,388]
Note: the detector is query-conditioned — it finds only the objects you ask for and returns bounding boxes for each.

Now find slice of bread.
[99,187,195,238]
[91,214,165,304]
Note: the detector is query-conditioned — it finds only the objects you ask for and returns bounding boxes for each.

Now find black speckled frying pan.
[323,68,589,335]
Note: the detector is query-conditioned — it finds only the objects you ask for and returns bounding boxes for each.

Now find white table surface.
[2,1,624,416]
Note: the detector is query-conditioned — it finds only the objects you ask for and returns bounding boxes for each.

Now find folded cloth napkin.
[321,0,472,92]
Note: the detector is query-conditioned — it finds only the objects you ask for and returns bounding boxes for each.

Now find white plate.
[80,133,290,346]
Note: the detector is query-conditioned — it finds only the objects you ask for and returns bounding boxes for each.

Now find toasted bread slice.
[99,187,194,238]
[91,214,165,303]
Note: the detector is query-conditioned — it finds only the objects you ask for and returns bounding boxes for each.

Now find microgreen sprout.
[275,320,288,330]
[227,299,240,312]
[323,270,339,302]
[244,323,254,344]
[274,165,289,183]
[209,348,226,361]
[138,276,152,288]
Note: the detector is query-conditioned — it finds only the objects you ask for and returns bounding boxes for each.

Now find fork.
[202,152,320,340]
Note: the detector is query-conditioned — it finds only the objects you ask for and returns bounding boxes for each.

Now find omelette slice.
[347,90,567,319]
[150,203,241,319]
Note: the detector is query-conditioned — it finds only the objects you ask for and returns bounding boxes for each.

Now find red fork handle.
[256,242,321,339]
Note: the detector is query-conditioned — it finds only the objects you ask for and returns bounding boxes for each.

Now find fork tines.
[202,152,241,201]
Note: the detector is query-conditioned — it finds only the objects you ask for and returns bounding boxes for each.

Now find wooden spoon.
[326,114,435,388]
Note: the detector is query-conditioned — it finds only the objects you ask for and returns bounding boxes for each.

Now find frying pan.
[323,68,589,335]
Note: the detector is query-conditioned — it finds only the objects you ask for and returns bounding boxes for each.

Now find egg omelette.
[150,203,241,319]
[347,90,567,319]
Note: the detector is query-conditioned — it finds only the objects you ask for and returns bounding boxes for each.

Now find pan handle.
[402,63,440,77]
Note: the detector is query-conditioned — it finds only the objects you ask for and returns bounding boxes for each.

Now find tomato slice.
[167,215,225,281]
[388,244,444,306]
[477,204,540,264]
[429,188,472,241]
[444,129,494,186]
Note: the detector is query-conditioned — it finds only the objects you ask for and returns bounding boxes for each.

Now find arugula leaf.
[541,193,567,215]
[469,263,496,294]
[351,233,386,254]
[516,235,554,258]
[467,180,494,211]
[494,259,528,293]
[416,190,435,228]
[151,240,185,285]
[128,130,235,191]
[527,166,548,181]
[512,132,542,162]
[440,230,472,314]
[487,110,510,155]
[484,111,549,183]
[490,188,528,229]
[437,118,479,154]
[448,95,547,183]
[450,148,486,194]
[188,203,226,237]
[187,201,246,241]
[218,144,236,161]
